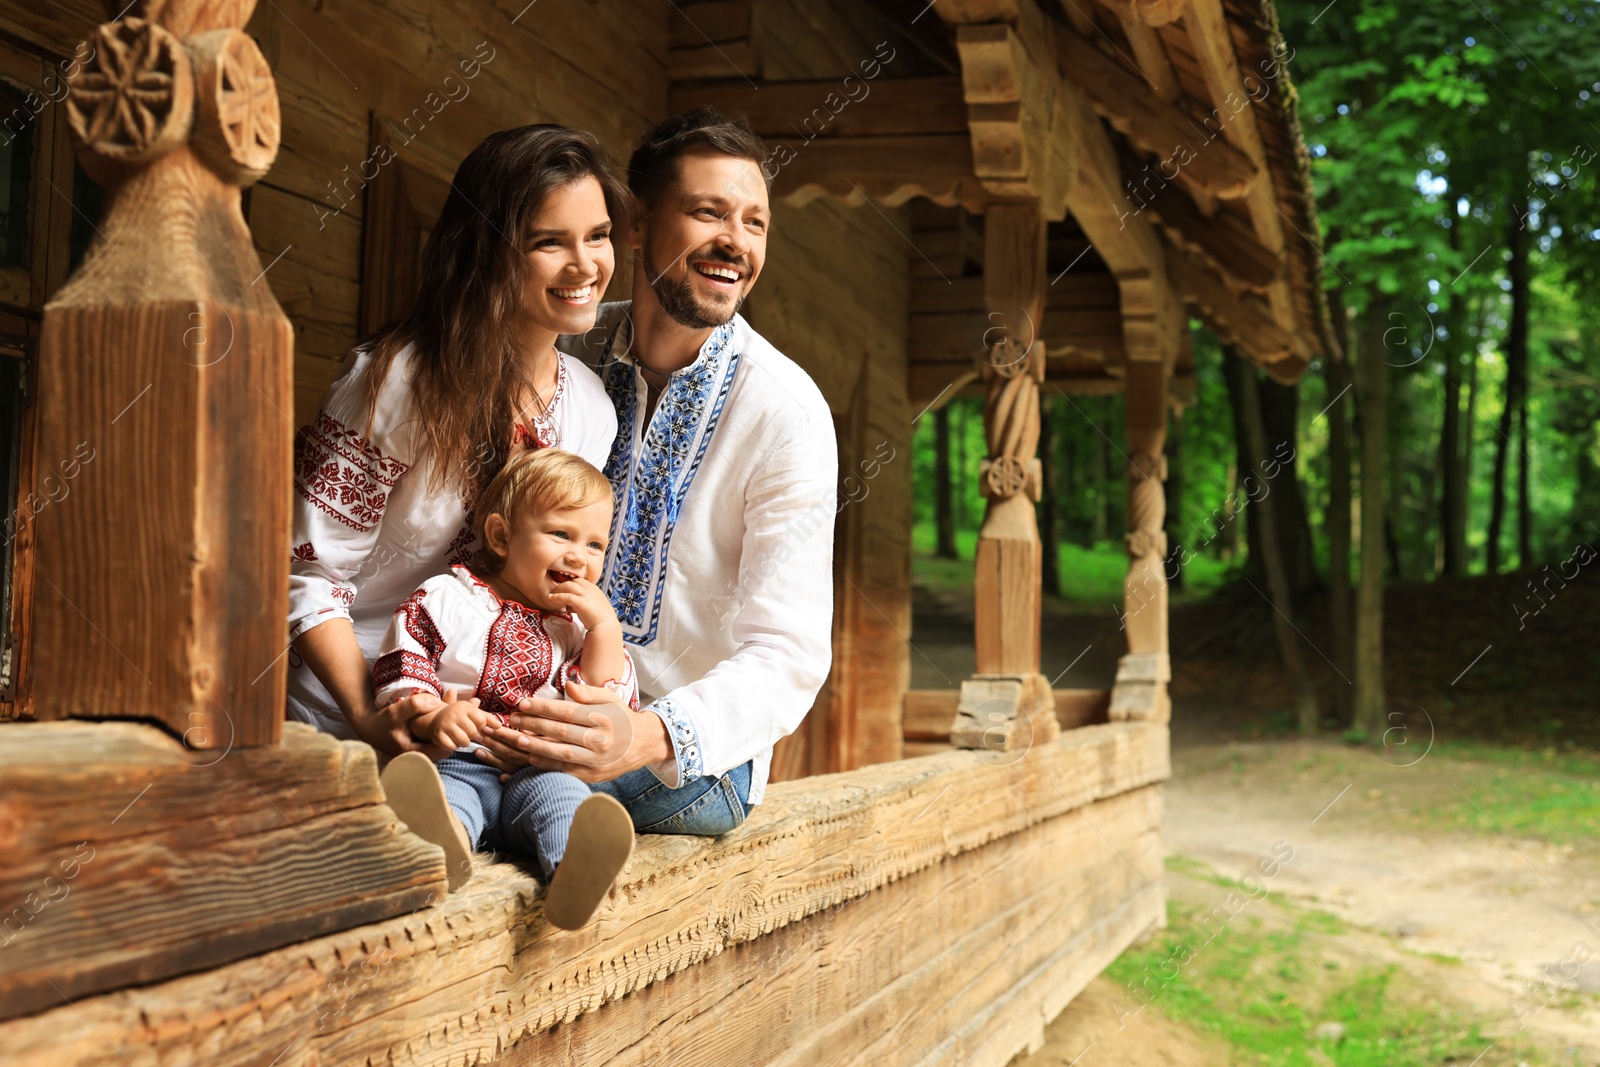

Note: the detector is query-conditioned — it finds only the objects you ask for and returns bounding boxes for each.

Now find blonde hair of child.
[474,449,611,571]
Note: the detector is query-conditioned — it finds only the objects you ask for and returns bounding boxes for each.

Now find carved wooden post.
[950,201,1059,753]
[1110,358,1172,721]
[34,0,291,746]
[0,3,450,1020]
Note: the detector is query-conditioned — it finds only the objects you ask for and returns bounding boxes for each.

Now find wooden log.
[0,721,447,1022]
[771,134,986,210]
[1057,28,1255,201]
[1164,234,1293,363]
[668,76,968,139]
[0,722,1170,1064]
[1131,162,1281,293]
[905,688,1110,741]
[668,37,760,80]
[34,5,294,744]
[1182,0,1305,355]
[955,21,1074,214]
[513,787,1165,1066]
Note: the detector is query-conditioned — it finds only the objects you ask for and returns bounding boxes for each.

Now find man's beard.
[644,238,747,330]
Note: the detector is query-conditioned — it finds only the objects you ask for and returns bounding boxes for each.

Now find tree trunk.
[1226,348,1320,732]
[1386,363,1411,580]
[1325,292,1355,728]
[1038,393,1061,595]
[1165,407,1185,592]
[1222,348,1258,577]
[1259,376,1317,594]
[1220,460,1239,559]
[933,405,958,560]
[1487,206,1528,574]
[1461,301,1482,571]
[1517,381,1532,568]
[1439,223,1466,577]
[1355,301,1389,739]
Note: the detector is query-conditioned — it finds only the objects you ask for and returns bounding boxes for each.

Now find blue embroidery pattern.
[648,696,704,785]
[599,321,741,646]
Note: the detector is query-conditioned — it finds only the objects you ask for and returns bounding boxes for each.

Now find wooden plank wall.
[747,0,915,771]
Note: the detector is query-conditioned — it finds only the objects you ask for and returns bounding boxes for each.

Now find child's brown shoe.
[381,751,474,892]
[545,793,634,930]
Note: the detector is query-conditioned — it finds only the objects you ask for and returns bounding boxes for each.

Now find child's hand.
[426,698,490,750]
[547,575,619,632]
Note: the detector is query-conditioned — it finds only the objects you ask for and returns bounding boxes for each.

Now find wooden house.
[0,0,1331,1062]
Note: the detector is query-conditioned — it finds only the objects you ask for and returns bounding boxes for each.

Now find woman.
[288,125,628,758]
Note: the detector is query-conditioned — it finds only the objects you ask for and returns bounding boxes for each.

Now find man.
[477,107,837,834]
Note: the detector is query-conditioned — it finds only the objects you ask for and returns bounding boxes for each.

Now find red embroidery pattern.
[291,542,317,562]
[396,590,445,659]
[511,355,568,452]
[332,585,355,606]
[373,650,441,694]
[294,412,410,532]
[476,603,555,718]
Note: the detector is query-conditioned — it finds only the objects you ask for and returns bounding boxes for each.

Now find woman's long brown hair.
[362,124,629,498]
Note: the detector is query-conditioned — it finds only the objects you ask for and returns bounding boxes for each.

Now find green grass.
[1105,872,1525,1066]
[1398,742,1600,847]
[910,522,1239,608]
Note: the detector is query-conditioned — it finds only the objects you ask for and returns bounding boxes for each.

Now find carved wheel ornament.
[984,455,1029,499]
[66,18,194,171]
[191,29,280,183]
[1125,529,1166,558]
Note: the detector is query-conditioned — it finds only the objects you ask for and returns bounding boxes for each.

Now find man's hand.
[474,681,670,783]
[544,575,620,632]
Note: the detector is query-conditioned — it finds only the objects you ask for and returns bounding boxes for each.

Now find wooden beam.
[954,20,1074,215]
[771,134,986,209]
[1182,0,1307,356]
[1117,142,1279,292]
[1056,28,1255,201]
[905,688,1111,740]
[1058,62,1185,365]
[1099,0,1189,26]
[0,722,1171,1065]
[1113,9,1183,102]
[1163,234,1293,363]
[668,76,968,139]
[0,722,446,1021]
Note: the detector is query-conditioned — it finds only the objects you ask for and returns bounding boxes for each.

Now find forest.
[913,0,1600,748]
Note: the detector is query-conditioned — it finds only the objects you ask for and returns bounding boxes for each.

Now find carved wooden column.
[950,201,1059,753]
[35,0,290,745]
[0,1,449,1021]
[1110,358,1173,722]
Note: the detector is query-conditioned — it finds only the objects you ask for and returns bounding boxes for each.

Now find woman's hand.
[350,689,459,761]
[474,681,669,783]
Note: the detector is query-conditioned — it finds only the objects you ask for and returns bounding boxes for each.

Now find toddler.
[375,448,635,929]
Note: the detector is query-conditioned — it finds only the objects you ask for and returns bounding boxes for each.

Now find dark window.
[0,81,33,272]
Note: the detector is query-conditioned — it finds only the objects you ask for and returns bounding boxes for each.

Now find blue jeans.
[592,760,753,836]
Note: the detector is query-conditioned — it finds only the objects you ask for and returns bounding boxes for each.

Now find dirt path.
[1165,741,1600,1058]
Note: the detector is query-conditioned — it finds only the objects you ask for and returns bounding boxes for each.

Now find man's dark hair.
[628,106,771,210]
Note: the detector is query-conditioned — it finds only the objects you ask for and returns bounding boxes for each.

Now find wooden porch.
[0,0,1327,1062]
